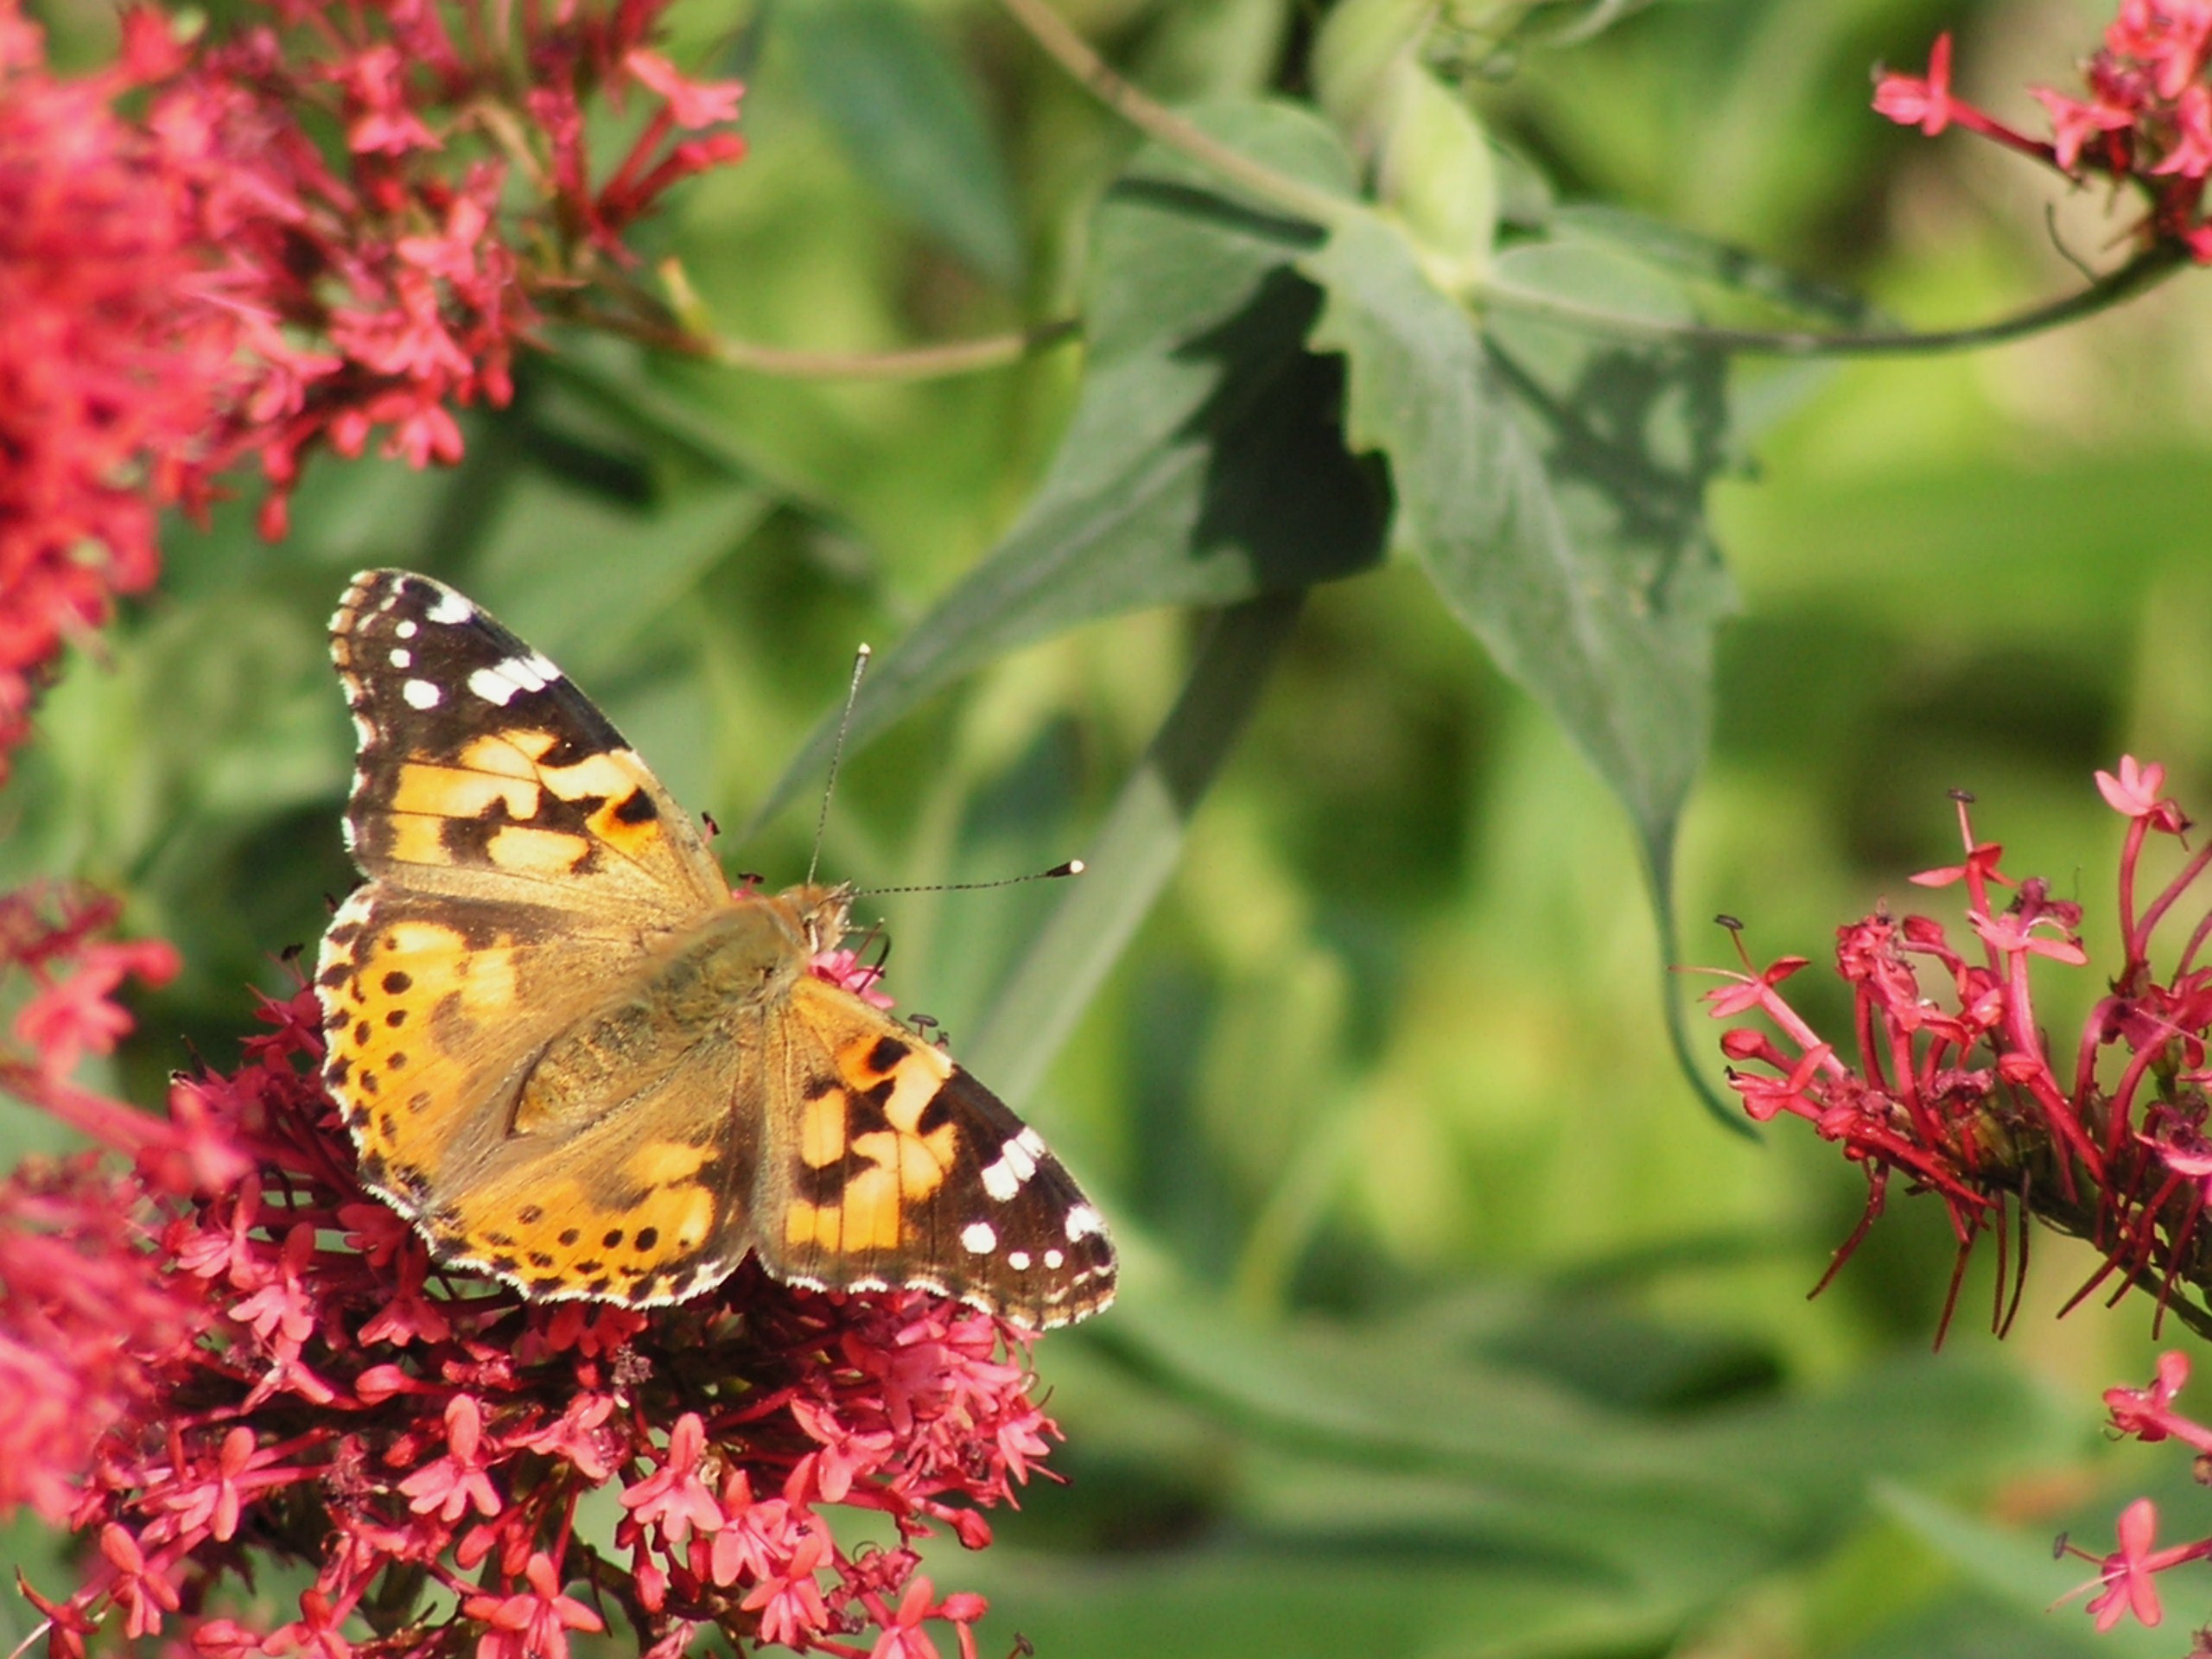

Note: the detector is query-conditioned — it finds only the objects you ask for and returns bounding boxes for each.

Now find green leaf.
[1035,1266,2062,1656]
[461,477,774,682]
[783,0,1024,286]
[745,101,1385,836]
[965,594,1305,1103]
[958,1544,1681,1659]
[1549,202,1890,330]
[1301,210,1735,876]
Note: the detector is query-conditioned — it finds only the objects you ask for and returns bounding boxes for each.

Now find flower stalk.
[3,950,1066,1659]
[1707,759,2212,1342]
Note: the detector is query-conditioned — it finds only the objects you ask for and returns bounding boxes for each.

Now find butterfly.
[314,569,1116,1329]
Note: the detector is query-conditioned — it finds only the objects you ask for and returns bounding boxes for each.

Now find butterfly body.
[514,893,813,1132]
[315,569,1116,1328]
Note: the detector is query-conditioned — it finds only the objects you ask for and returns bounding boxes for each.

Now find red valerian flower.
[2059,1495,2212,1631]
[1704,759,2212,1333]
[1873,31,1956,134]
[2,952,1067,1659]
[2070,1351,2212,1632]
[1708,769,2212,1633]
[1874,6,2212,260]
[0,2,257,782]
[0,885,205,1527]
[460,1552,604,1659]
[0,0,746,777]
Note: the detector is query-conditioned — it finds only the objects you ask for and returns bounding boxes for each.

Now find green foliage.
[11,0,2212,1655]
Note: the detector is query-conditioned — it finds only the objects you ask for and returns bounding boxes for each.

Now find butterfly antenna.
[808,643,871,887]
[858,860,1084,899]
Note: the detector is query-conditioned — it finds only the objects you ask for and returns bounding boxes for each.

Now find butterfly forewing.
[329,569,725,922]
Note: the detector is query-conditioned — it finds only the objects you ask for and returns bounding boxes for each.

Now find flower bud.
[1311,0,1497,294]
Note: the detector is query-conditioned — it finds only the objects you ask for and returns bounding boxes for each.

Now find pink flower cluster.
[0,5,251,777]
[0,886,216,1524]
[0,0,743,780]
[3,965,1065,1659]
[2055,1351,2212,1630]
[1708,760,2212,1630]
[1706,758,2212,1334]
[1875,4,2212,258]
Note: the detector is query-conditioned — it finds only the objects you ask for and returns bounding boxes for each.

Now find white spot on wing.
[1007,1250,1031,1271]
[388,647,411,668]
[1064,1205,1101,1242]
[960,1221,997,1255]
[424,587,474,625]
[395,619,418,639]
[402,678,442,709]
[469,654,560,706]
[980,1132,1041,1203]
[1044,1249,1064,1269]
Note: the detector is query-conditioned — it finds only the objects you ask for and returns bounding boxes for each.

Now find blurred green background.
[11,0,2212,1653]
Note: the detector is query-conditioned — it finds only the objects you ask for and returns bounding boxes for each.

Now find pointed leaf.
[1301,210,1734,872]
[784,0,1024,285]
[747,102,1383,835]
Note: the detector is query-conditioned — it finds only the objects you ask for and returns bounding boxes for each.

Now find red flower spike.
[1879,9,2212,261]
[1719,766,2212,1634]
[1707,762,2212,1339]
[0,0,747,775]
[2,963,1070,1659]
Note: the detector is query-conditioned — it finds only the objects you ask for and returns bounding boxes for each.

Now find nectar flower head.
[1712,769,2212,1634]
[1875,7,2212,260]
[0,0,747,768]
[1704,760,2212,1338]
[3,969,1071,1659]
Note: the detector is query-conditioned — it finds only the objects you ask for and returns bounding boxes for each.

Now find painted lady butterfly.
[315,570,1116,1329]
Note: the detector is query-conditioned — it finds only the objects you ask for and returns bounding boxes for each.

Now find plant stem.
[598,311,1080,381]
[993,0,1351,231]
[1477,242,2187,355]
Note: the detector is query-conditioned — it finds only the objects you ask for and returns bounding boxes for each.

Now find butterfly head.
[764,881,856,957]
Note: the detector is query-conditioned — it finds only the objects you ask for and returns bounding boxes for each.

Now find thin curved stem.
[992,3,2190,360]
[1478,242,2187,355]
[993,0,1351,231]
[596,310,1081,381]
[704,319,1079,379]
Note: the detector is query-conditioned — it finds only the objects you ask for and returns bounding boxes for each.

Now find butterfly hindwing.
[754,975,1116,1330]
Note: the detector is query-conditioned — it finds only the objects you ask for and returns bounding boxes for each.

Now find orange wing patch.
[315,888,544,1207]
[330,569,722,920]
[433,1133,734,1306]
[776,1007,961,1257]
